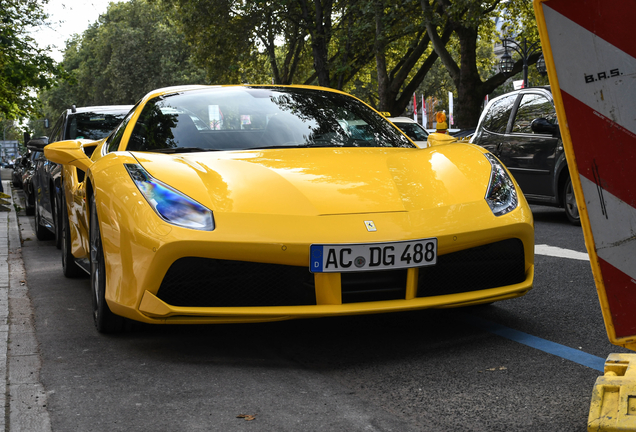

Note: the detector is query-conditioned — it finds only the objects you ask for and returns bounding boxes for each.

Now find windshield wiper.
[246,142,347,150]
[246,144,310,150]
[143,147,222,154]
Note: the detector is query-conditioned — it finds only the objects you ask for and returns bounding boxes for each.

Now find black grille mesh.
[155,238,526,307]
[156,258,316,307]
[417,238,526,297]
[342,270,407,303]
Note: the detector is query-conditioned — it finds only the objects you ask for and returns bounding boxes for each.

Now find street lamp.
[499,37,543,88]
[536,54,547,76]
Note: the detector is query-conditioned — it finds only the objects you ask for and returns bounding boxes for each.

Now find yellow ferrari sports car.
[44,85,534,333]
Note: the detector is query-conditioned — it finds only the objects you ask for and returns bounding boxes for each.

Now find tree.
[0,0,62,118]
[157,0,312,85]
[161,0,455,117]
[369,0,453,115]
[421,0,541,128]
[295,0,334,87]
[39,0,207,117]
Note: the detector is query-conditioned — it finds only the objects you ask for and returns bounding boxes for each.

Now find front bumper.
[135,238,533,324]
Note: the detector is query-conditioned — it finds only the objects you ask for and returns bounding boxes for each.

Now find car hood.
[130,145,492,216]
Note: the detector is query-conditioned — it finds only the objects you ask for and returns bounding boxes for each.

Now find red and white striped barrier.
[536,0,636,347]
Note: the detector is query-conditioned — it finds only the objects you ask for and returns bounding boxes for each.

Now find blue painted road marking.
[465,315,606,372]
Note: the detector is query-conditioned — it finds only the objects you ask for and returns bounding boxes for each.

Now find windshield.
[66,110,131,140]
[393,122,429,141]
[126,87,414,152]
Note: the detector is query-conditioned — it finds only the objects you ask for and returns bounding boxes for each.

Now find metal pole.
[500,37,542,88]
[523,39,529,88]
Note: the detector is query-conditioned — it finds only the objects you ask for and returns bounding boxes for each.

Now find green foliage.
[0,0,63,119]
[421,0,540,127]
[30,0,543,131]
[157,0,308,85]
[0,117,19,140]
[39,0,207,118]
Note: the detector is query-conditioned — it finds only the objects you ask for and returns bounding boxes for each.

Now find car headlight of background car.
[484,153,518,216]
[125,164,215,231]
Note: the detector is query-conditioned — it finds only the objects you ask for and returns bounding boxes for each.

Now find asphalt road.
[16,198,629,432]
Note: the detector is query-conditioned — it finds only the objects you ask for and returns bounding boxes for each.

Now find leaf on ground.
[237,414,257,421]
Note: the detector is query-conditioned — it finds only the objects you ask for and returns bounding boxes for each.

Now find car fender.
[87,152,163,308]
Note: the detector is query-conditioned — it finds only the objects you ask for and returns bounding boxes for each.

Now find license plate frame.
[310,238,437,273]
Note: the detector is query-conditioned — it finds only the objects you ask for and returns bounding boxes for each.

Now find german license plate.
[310,238,437,273]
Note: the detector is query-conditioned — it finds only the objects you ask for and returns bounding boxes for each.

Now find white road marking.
[535,244,589,261]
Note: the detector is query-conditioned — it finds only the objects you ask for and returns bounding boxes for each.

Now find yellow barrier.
[588,354,636,431]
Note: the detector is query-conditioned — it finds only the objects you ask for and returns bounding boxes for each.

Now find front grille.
[155,238,526,308]
[342,270,407,303]
[417,238,526,297]
[156,258,316,307]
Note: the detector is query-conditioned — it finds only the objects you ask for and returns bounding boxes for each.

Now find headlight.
[125,164,215,231]
[484,153,518,216]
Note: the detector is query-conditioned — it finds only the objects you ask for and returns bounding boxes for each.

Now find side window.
[511,94,556,134]
[49,113,65,143]
[482,95,516,134]
[106,107,137,153]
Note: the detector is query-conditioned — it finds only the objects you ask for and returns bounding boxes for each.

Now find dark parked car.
[452,128,476,139]
[470,87,579,225]
[20,149,42,216]
[28,105,133,246]
[12,156,26,187]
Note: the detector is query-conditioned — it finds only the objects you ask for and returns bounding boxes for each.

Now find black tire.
[53,192,62,249]
[562,175,581,226]
[34,200,52,241]
[61,193,84,278]
[90,194,126,333]
[25,193,34,216]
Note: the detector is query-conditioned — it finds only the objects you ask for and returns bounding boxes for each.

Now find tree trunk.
[453,26,482,129]
[375,1,390,111]
[299,0,333,87]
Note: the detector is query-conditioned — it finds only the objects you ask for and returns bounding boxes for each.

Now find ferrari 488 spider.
[44,85,534,333]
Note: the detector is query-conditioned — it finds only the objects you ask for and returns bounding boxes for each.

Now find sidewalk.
[0,180,52,431]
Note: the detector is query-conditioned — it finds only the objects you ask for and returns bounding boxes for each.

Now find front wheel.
[563,175,581,226]
[90,194,126,333]
[34,201,52,241]
[24,188,34,216]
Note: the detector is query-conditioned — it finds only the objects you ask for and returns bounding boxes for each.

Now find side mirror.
[43,140,93,173]
[26,137,49,151]
[531,118,558,135]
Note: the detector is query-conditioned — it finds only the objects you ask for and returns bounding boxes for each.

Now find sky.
[30,0,118,62]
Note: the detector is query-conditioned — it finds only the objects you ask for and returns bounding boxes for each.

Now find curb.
[5,182,51,431]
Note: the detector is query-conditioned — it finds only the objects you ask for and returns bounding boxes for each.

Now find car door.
[38,113,65,225]
[497,92,560,197]
[471,93,518,156]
